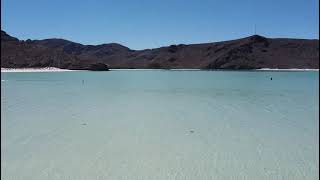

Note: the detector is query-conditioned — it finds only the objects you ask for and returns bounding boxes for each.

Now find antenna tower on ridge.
[254,24,257,35]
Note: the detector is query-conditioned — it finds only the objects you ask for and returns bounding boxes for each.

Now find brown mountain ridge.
[1,30,319,70]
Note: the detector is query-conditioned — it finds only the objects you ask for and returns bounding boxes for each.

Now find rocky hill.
[1,30,318,70]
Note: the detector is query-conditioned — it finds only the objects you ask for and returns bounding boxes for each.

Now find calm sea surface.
[1,70,319,180]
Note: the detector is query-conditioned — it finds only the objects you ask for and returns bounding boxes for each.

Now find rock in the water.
[88,63,109,71]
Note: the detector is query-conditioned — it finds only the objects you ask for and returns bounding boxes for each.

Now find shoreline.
[255,68,319,71]
[1,67,78,72]
[1,67,319,72]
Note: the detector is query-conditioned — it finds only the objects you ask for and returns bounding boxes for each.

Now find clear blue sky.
[1,0,319,50]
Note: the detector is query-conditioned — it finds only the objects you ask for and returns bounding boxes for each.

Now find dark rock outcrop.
[88,63,109,71]
[1,31,19,42]
[1,30,319,70]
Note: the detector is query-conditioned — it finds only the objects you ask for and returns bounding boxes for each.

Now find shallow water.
[1,70,319,180]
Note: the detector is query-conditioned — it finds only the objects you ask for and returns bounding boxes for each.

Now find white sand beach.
[256,68,319,71]
[1,67,78,72]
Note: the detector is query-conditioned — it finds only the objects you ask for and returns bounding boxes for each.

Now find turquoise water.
[1,70,319,180]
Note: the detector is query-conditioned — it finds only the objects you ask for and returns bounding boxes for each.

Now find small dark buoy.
[270,77,272,80]
[189,130,194,133]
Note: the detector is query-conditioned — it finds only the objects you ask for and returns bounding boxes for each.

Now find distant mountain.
[1,30,319,70]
